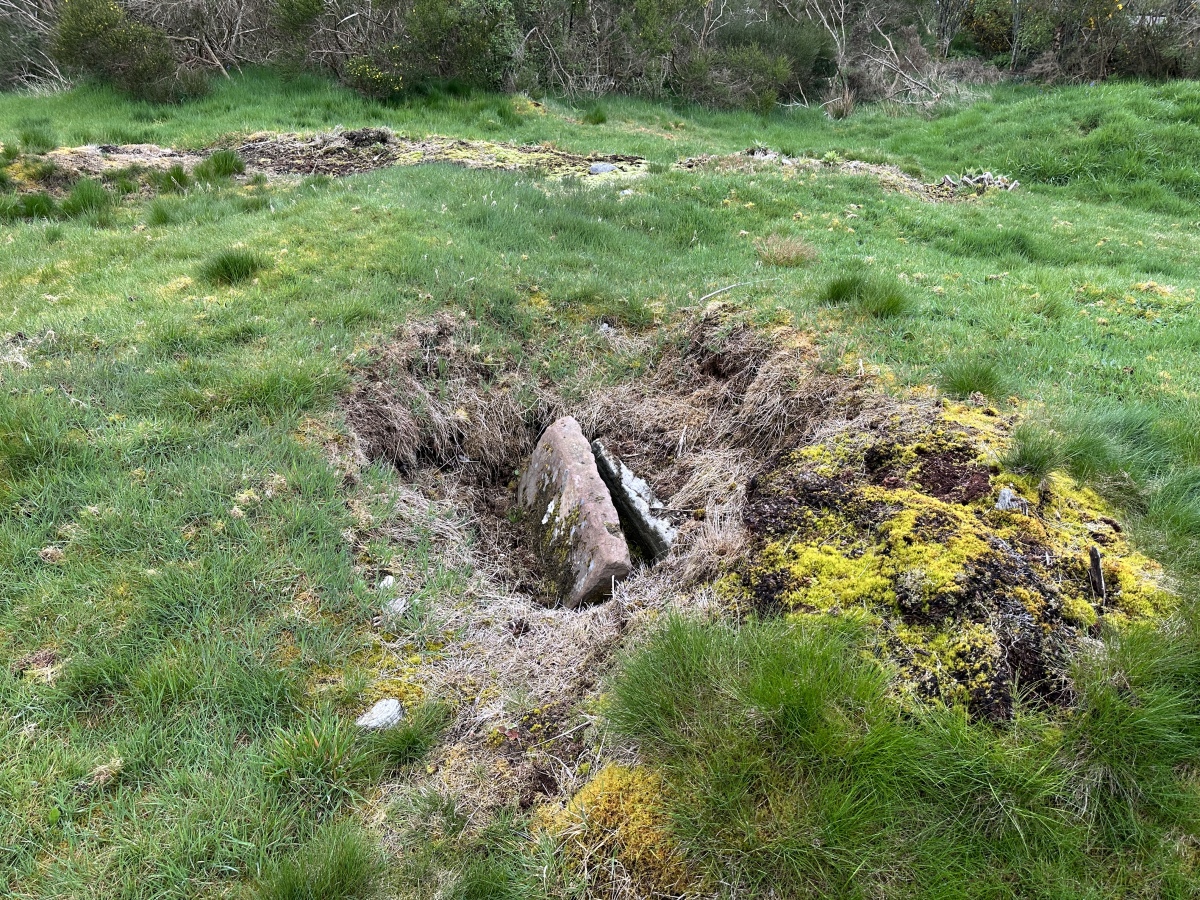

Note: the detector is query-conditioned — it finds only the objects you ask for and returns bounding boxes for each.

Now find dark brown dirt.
[914,448,995,504]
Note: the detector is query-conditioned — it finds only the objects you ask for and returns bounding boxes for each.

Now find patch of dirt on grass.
[345,306,851,831]
[5,128,644,197]
[237,127,645,178]
[676,148,1001,202]
[45,144,205,181]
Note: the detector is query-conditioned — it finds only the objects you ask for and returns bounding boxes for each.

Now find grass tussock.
[60,178,113,219]
[149,163,191,193]
[581,104,608,125]
[820,270,910,318]
[201,248,266,285]
[756,233,817,267]
[937,355,1006,400]
[194,149,246,181]
[256,821,380,900]
[1002,421,1065,479]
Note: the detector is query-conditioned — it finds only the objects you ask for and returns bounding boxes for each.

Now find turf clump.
[194,149,245,181]
[201,248,266,285]
[820,270,909,318]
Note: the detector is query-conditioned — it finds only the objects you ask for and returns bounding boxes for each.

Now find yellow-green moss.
[545,764,695,895]
[758,542,893,611]
[734,393,1175,718]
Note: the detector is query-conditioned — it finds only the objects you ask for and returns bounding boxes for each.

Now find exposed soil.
[238,127,645,178]
[677,147,1005,202]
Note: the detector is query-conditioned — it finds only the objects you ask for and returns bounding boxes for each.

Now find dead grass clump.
[345,313,542,478]
[756,234,818,267]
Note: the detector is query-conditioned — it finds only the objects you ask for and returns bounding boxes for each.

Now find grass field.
[2,70,1200,898]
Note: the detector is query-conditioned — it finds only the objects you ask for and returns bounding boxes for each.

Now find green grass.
[256,821,381,900]
[201,248,267,284]
[819,270,910,318]
[149,163,192,193]
[3,71,1200,898]
[605,614,1200,897]
[194,149,246,181]
[1002,422,1065,478]
[937,354,1006,399]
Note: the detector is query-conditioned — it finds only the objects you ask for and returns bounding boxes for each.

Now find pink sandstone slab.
[517,416,631,607]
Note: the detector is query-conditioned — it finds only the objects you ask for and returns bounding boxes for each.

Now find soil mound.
[677,148,1012,202]
[238,127,645,178]
[729,393,1172,720]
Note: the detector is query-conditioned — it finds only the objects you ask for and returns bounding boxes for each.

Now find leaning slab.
[518,417,632,607]
[592,441,676,562]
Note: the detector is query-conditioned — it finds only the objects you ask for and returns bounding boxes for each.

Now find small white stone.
[381,595,409,626]
[378,575,396,591]
[356,698,404,730]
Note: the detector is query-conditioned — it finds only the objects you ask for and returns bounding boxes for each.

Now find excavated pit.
[336,306,1172,831]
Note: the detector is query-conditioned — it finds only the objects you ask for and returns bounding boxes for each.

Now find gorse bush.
[52,0,204,102]
[401,0,517,89]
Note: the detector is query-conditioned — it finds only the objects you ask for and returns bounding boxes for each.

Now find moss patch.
[542,763,695,895]
[730,396,1173,721]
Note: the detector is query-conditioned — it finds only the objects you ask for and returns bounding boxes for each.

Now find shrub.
[201,249,266,285]
[52,0,204,102]
[256,821,380,900]
[399,0,517,89]
[937,355,1006,400]
[274,0,327,38]
[193,150,245,182]
[819,271,909,318]
[343,56,405,102]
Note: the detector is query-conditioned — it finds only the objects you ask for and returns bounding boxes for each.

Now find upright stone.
[592,441,676,562]
[518,417,631,607]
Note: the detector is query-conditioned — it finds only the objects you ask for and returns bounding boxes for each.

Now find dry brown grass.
[755,234,818,268]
